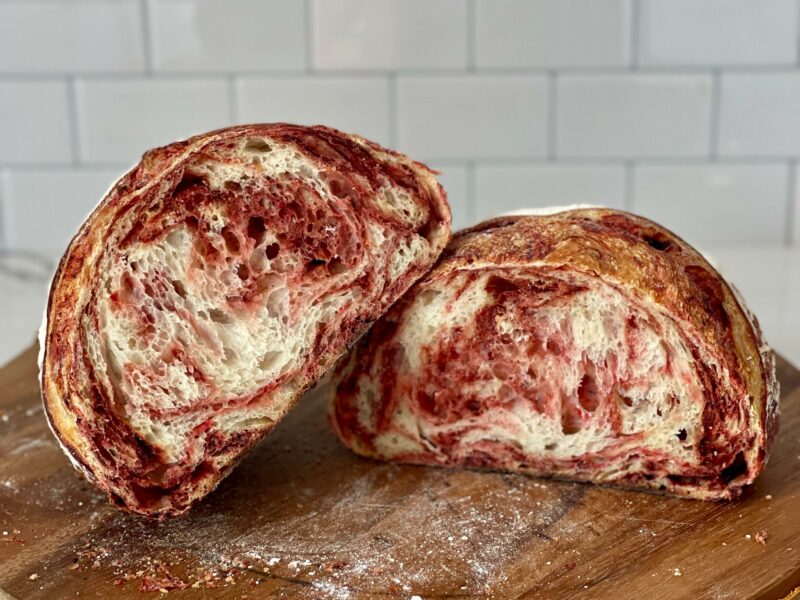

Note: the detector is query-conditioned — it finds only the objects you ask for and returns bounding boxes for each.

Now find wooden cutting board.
[1,344,799,600]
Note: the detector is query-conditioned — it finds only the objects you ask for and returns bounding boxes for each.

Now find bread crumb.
[755,530,768,545]
[29,573,38,580]
[765,494,772,500]
[746,534,752,540]
[673,568,682,577]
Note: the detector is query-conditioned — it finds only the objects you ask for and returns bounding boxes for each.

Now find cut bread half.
[329,208,778,500]
[40,124,451,516]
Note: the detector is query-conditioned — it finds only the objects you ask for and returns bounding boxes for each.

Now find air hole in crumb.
[642,232,673,252]
[561,404,582,435]
[676,428,687,441]
[720,451,748,483]
[615,389,633,408]
[328,257,347,276]
[222,228,240,253]
[265,242,280,259]
[171,280,187,298]
[208,308,232,324]
[237,264,250,280]
[224,180,242,192]
[577,370,599,412]
[546,339,561,353]
[244,138,271,152]
[173,171,205,196]
[223,347,237,365]
[417,218,437,243]
[247,216,266,245]
[545,443,557,451]
[418,289,441,306]
[259,351,283,371]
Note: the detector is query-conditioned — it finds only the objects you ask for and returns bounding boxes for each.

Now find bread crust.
[330,208,778,499]
[40,124,451,516]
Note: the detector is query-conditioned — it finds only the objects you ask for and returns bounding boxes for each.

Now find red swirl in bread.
[40,124,451,516]
[329,208,778,500]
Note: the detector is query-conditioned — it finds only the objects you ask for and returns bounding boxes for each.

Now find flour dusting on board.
[67,465,590,597]
[3,388,708,598]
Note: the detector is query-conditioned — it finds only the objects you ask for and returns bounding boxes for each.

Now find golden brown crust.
[40,123,451,517]
[331,208,778,498]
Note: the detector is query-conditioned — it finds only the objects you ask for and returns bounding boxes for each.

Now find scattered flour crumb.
[673,568,682,577]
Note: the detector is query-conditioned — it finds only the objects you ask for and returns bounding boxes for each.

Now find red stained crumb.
[564,562,577,571]
[755,530,768,546]
[139,566,188,593]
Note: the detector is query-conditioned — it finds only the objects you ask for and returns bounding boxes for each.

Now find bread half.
[40,124,451,516]
[329,208,778,500]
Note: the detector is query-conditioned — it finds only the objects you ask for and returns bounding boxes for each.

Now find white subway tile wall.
[0,0,799,250]
[557,74,713,158]
[476,0,632,68]
[1,169,124,252]
[75,79,231,163]
[150,0,307,73]
[633,164,789,245]
[474,165,626,220]
[718,73,800,156]
[397,75,549,159]
[0,82,73,164]
[428,163,471,230]
[237,77,392,145]
[638,0,798,66]
[312,0,468,70]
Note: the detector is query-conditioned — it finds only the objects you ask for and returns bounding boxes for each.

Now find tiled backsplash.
[1,0,799,251]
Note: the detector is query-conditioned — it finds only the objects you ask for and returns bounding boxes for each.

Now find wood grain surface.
[1,344,798,600]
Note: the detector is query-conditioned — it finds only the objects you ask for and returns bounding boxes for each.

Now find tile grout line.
[624,161,635,212]
[709,69,722,159]
[466,0,477,72]
[547,71,558,161]
[786,160,797,245]
[139,0,154,74]
[630,0,640,69]
[66,76,81,165]
[2,65,800,81]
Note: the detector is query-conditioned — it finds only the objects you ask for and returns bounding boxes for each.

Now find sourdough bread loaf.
[40,124,451,516]
[329,208,778,500]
